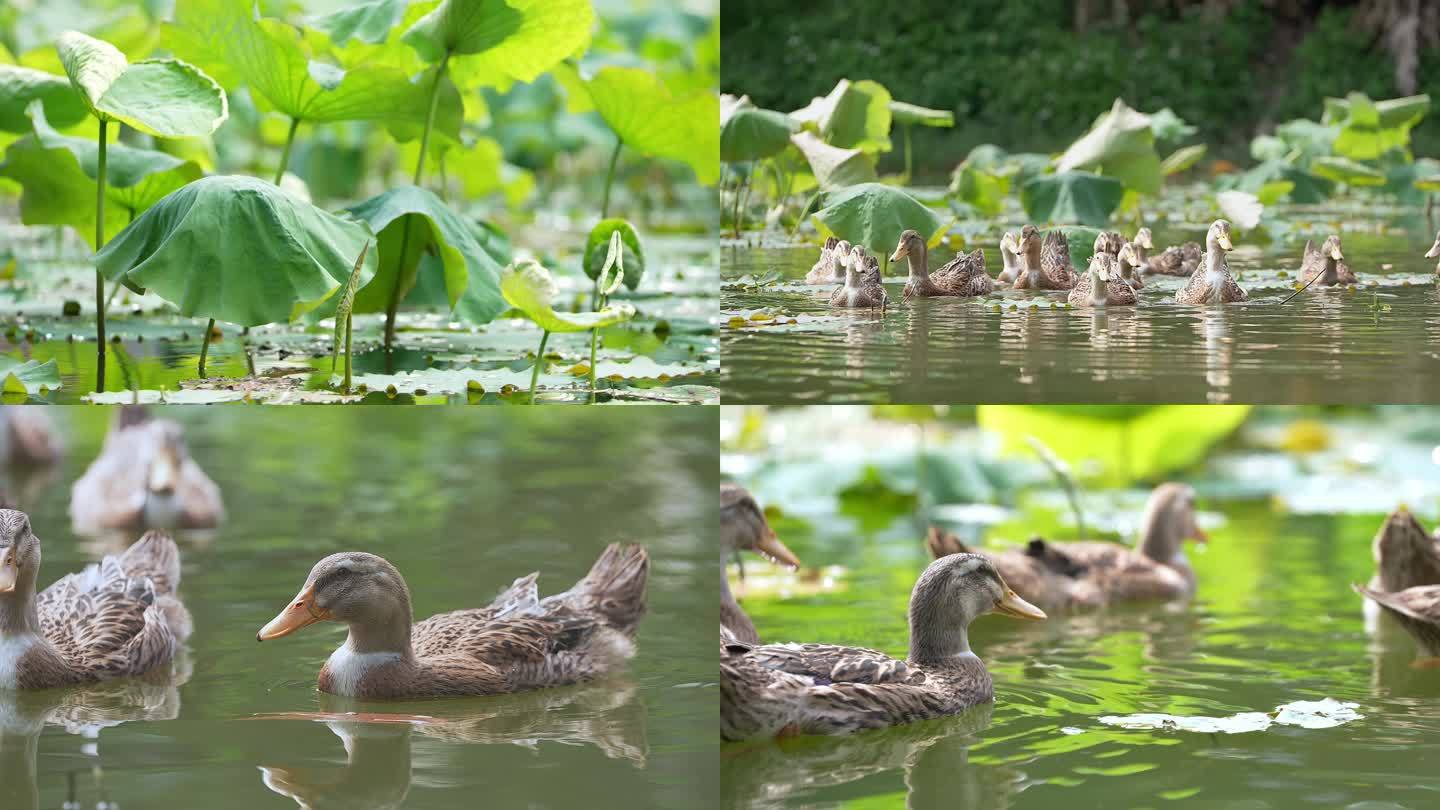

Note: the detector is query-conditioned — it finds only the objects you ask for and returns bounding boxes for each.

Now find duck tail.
[567,544,649,635]
[925,527,971,560]
[120,530,182,595]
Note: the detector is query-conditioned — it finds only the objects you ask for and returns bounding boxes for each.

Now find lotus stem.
[414,52,451,186]
[737,161,756,237]
[274,117,300,185]
[343,313,353,394]
[197,318,215,377]
[589,279,605,403]
[601,138,622,219]
[94,119,108,392]
[528,329,550,404]
[383,219,415,351]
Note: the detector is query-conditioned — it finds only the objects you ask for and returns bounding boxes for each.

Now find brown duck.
[1175,220,1248,304]
[0,509,191,689]
[889,230,992,299]
[721,483,801,644]
[257,544,648,699]
[1012,225,1077,290]
[1298,235,1356,285]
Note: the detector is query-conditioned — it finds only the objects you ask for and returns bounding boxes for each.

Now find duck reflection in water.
[256,684,647,809]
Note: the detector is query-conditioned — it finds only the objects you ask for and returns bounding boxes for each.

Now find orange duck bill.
[257,582,332,641]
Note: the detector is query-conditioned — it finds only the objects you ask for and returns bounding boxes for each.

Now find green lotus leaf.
[791,79,892,153]
[1056,98,1161,195]
[0,103,203,246]
[721,105,797,162]
[583,218,645,291]
[789,130,877,190]
[310,0,410,46]
[812,182,947,257]
[501,261,637,334]
[1231,159,1332,204]
[1324,92,1429,160]
[562,64,719,185]
[403,0,593,91]
[949,158,1009,218]
[0,357,60,396]
[342,185,505,325]
[1311,156,1386,187]
[1020,171,1123,227]
[165,0,449,132]
[1274,118,1337,165]
[0,65,88,132]
[1249,134,1288,163]
[57,31,227,138]
[888,100,953,128]
[95,175,378,326]
[1147,108,1195,143]
[1160,144,1206,176]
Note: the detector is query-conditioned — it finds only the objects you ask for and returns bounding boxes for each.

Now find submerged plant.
[56,30,227,391]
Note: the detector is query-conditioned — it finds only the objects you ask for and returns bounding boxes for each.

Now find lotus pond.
[0,0,720,405]
[1,406,717,808]
[721,405,1440,809]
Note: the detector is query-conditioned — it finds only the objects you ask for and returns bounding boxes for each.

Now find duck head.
[999,232,1019,265]
[1116,242,1141,278]
[258,552,413,650]
[908,553,1045,663]
[848,243,868,271]
[822,236,839,256]
[1319,234,1344,262]
[1137,483,1207,564]
[1086,254,1113,304]
[720,483,800,569]
[0,510,38,598]
[889,230,927,270]
[1372,507,1440,592]
[1426,230,1440,262]
[834,240,853,269]
[1207,220,1234,252]
[1133,227,1155,251]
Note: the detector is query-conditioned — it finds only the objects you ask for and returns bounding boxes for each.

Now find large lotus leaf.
[1020,172,1123,227]
[1324,92,1429,160]
[0,103,203,246]
[791,79,892,153]
[721,105,796,162]
[57,31,227,138]
[812,182,946,257]
[0,65,88,132]
[720,93,751,126]
[1056,98,1160,194]
[310,0,410,46]
[1232,159,1332,204]
[95,175,378,326]
[1311,156,1386,187]
[949,161,1008,218]
[559,65,719,186]
[500,260,637,333]
[0,357,61,396]
[1274,118,1338,165]
[340,185,504,325]
[888,100,953,128]
[789,130,876,190]
[165,0,450,133]
[403,0,593,92]
[583,218,645,291]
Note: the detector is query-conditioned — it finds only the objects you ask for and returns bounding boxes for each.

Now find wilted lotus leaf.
[500,261,636,333]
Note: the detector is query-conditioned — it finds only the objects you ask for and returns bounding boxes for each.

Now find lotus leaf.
[0,65,87,132]
[57,31,227,138]
[403,0,593,92]
[562,64,719,185]
[1020,172,1123,227]
[583,219,645,291]
[791,79,892,153]
[789,131,876,190]
[0,357,60,395]
[721,105,797,162]
[812,182,947,257]
[887,101,953,128]
[500,261,636,333]
[1056,98,1161,195]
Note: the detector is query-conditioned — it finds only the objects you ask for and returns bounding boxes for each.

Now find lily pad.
[57,31,227,138]
[403,0,594,92]
[1020,172,1123,227]
[500,261,636,333]
[789,131,877,190]
[583,219,645,291]
[563,65,719,185]
[812,182,946,258]
[95,175,379,326]
[1099,699,1362,735]
[1056,98,1161,195]
[790,79,892,153]
[0,357,60,395]
[721,105,797,162]
[0,65,87,132]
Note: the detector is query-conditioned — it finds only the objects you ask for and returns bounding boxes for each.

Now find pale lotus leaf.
[403,0,593,91]
[562,64,719,185]
[1056,98,1161,194]
[57,31,227,138]
[791,79,892,153]
[790,131,877,190]
[0,357,61,395]
[0,65,88,132]
[500,260,637,333]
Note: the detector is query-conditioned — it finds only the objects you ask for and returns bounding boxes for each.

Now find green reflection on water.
[2,406,718,809]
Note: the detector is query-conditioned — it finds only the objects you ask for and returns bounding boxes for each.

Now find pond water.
[720,211,1440,405]
[0,407,717,809]
[722,409,1440,809]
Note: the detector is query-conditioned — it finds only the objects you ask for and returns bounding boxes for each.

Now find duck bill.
[1426,240,1440,259]
[257,583,331,641]
[888,245,908,263]
[1330,248,1343,261]
[755,531,802,570]
[994,588,1047,621]
[1216,235,1233,251]
[148,448,180,495]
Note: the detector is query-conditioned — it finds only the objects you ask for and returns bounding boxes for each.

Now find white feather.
[325,645,401,696]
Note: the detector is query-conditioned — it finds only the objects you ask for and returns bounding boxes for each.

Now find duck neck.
[1000,244,1018,274]
[1132,243,1148,266]
[907,577,975,665]
[905,242,930,281]
[1022,244,1044,285]
[1138,508,1184,566]
[1320,257,1337,283]
[0,569,40,637]
[1088,271,1108,305]
[341,593,415,659]
[1204,239,1226,279]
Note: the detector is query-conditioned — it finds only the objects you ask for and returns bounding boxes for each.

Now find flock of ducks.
[719,482,1440,741]
[0,407,649,699]
[805,220,1440,310]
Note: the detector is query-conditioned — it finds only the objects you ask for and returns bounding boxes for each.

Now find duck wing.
[742,642,915,685]
[1354,584,1440,654]
[1041,231,1074,280]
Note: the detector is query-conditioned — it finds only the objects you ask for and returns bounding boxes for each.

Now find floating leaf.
[0,65,87,132]
[790,78,892,153]
[0,357,60,395]
[57,31,227,138]
[583,219,645,291]
[789,130,877,190]
[1056,98,1161,194]
[721,105,797,162]
[500,261,637,333]
[888,100,953,128]
[811,182,946,257]
[1099,699,1362,735]
[562,65,719,185]
[1020,172,1123,227]
[96,175,378,326]
[403,0,593,92]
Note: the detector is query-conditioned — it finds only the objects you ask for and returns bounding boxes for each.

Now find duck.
[924,483,1207,611]
[1094,230,1125,255]
[1298,235,1356,285]
[1115,241,1146,289]
[1012,225,1077,290]
[0,409,62,467]
[720,552,1045,740]
[858,253,883,286]
[1359,508,1440,630]
[256,543,648,699]
[1354,583,1440,666]
[69,406,224,534]
[805,237,847,285]
[721,483,801,645]
[1128,227,1156,270]
[1175,220,1247,304]
[1067,252,1137,307]
[995,232,1022,286]
[1427,230,1440,274]
[830,254,889,310]
[889,230,991,300]
[0,509,192,689]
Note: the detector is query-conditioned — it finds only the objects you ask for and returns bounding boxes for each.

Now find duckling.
[1115,241,1145,289]
[1145,236,1202,277]
[70,406,224,534]
[1175,220,1247,304]
[721,483,801,645]
[830,254,889,310]
[890,230,991,299]
[1299,235,1356,285]
[995,232,1022,286]
[1427,230,1440,274]
[257,544,648,699]
[1067,252,1137,307]
[805,237,842,285]
[0,510,192,689]
[0,409,61,467]
[1012,225,1076,290]
[720,553,1045,740]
